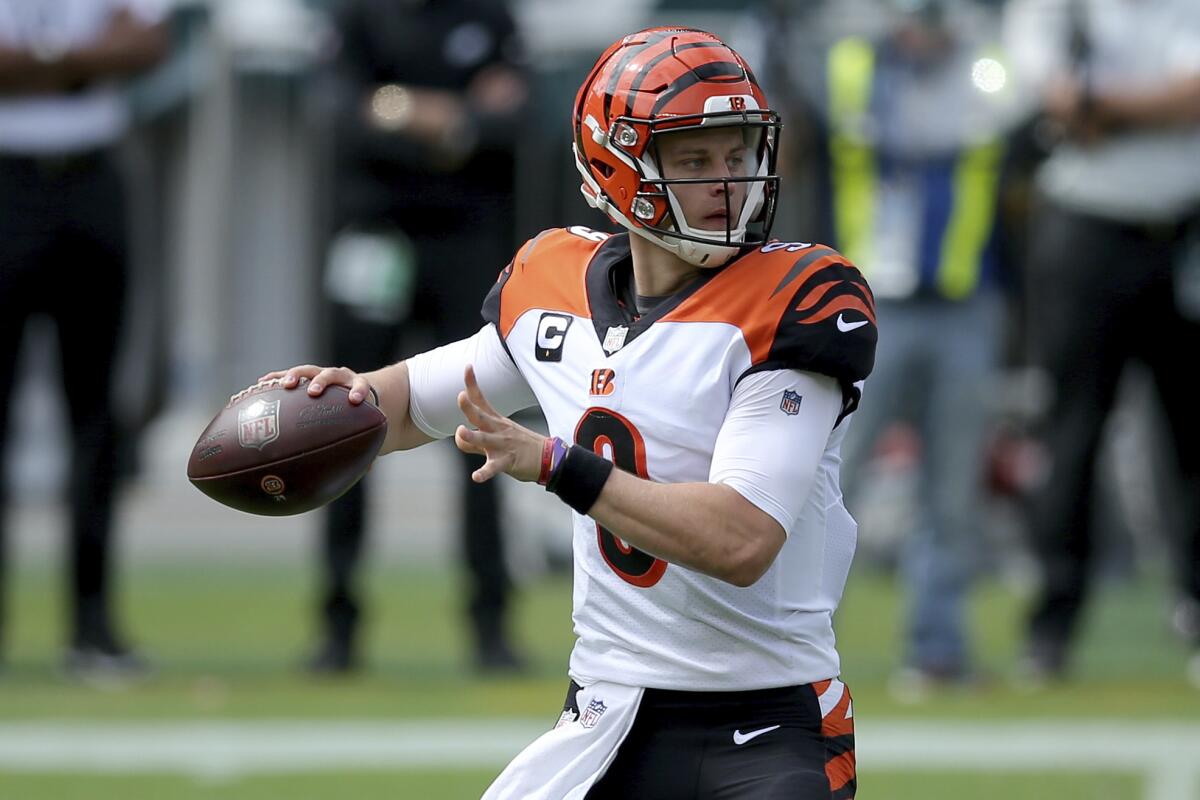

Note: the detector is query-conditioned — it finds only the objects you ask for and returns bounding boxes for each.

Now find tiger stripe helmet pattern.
[573,27,782,267]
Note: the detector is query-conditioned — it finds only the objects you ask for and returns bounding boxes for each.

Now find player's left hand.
[455,365,545,484]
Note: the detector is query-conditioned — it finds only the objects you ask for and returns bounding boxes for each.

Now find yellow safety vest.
[827,37,1004,300]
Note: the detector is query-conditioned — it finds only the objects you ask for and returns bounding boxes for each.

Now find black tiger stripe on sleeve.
[736,246,877,425]
[743,252,877,383]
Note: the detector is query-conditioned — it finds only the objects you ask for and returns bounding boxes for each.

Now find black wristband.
[546,445,614,515]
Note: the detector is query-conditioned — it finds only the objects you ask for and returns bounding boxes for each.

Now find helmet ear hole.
[590,159,615,179]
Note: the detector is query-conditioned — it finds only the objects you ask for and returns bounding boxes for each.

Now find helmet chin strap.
[677,237,740,267]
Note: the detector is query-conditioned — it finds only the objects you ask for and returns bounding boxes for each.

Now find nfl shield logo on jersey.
[580,697,608,729]
[779,390,802,416]
[238,399,280,450]
[602,325,628,354]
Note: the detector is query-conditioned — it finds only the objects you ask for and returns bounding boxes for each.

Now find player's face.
[654,126,759,232]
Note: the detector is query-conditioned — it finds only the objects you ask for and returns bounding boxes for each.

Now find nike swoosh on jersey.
[733,724,781,745]
[836,313,869,332]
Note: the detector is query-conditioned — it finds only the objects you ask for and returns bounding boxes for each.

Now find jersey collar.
[585,233,724,355]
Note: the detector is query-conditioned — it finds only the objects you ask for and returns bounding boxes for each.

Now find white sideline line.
[0,720,1198,800]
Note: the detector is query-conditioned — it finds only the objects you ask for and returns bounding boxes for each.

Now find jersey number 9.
[576,408,668,588]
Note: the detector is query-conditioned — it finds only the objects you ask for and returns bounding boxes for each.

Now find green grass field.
[1,560,1197,798]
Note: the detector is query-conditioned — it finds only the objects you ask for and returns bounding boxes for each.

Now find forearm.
[362,361,434,454]
[59,20,168,83]
[587,470,785,587]
[341,83,451,169]
[450,365,815,588]
[353,67,527,167]
[0,45,71,93]
[576,370,839,587]
[0,15,167,95]
[1092,76,1200,128]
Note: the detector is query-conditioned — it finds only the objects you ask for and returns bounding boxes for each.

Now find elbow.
[721,525,785,588]
[724,563,766,589]
[724,552,774,588]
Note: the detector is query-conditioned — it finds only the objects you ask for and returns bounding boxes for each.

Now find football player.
[262,27,876,799]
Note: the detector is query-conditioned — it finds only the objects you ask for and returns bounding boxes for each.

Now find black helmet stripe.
[648,61,747,117]
[742,58,764,92]
[602,30,678,123]
[621,41,725,121]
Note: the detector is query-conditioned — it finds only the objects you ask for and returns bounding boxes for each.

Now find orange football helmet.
[573,27,781,267]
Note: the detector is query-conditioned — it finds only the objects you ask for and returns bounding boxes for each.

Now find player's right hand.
[257,365,375,405]
[454,364,545,484]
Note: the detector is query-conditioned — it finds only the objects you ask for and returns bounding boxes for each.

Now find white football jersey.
[413,226,877,691]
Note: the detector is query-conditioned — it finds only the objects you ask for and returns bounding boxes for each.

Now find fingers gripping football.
[258,365,375,405]
[455,365,545,484]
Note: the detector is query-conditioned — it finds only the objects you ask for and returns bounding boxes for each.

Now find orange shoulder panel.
[662,243,872,365]
[494,228,597,338]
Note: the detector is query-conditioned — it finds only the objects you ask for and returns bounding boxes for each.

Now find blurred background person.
[0,0,168,680]
[1003,0,1200,684]
[306,0,531,675]
[746,0,1022,695]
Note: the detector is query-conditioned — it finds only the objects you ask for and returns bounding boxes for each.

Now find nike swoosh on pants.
[732,725,781,745]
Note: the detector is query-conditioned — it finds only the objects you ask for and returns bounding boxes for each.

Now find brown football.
[186,378,387,516]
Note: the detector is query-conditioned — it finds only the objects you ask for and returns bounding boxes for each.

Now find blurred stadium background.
[2,0,1198,798]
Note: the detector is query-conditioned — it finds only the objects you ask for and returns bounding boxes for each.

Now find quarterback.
[265,27,875,799]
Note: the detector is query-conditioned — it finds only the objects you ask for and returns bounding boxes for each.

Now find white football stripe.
[0,719,1197,800]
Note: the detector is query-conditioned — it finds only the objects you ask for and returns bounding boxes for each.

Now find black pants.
[581,681,856,800]
[318,221,512,648]
[1023,201,1200,654]
[0,152,129,652]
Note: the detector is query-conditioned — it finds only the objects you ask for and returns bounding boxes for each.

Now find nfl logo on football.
[779,390,802,416]
[238,399,281,450]
[580,697,608,729]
